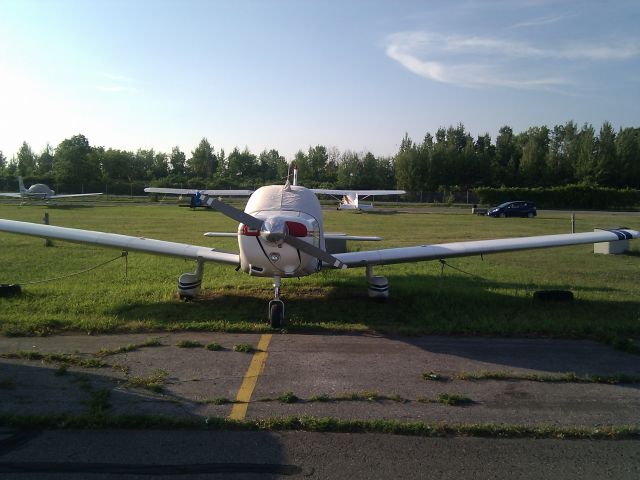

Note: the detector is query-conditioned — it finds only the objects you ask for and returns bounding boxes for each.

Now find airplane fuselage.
[23,184,55,198]
[338,201,373,211]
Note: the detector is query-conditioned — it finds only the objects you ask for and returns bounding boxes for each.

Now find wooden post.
[571,213,575,233]
[43,212,53,247]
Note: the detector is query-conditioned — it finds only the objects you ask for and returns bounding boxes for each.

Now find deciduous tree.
[189,138,216,178]
[169,146,187,175]
[53,134,99,185]
[16,141,36,176]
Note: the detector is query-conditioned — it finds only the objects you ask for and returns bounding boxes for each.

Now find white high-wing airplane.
[0,177,103,201]
[0,176,638,328]
[312,188,406,210]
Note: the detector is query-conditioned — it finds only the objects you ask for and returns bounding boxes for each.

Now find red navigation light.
[285,221,308,237]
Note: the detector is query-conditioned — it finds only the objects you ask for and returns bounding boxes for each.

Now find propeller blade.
[205,197,263,230]
[284,235,347,269]
[204,196,346,269]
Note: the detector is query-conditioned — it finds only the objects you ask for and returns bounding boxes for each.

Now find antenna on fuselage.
[284,163,298,191]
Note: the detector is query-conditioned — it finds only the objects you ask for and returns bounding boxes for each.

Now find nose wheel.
[269,301,284,328]
[268,276,285,328]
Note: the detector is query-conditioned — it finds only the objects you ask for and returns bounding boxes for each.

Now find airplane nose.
[261,218,287,245]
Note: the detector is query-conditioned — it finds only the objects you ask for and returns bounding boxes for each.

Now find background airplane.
[1,176,638,328]
[0,177,103,201]
[144,187,253,208]
[312,188,406,210]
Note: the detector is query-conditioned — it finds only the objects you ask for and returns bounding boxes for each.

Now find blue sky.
[1,0,638,162]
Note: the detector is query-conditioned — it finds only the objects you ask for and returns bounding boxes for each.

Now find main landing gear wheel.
[269,301,284,329]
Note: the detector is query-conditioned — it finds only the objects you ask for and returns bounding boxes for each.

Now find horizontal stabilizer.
[204,232,237,237]
[325,233,382,241]
[312,189,405,197]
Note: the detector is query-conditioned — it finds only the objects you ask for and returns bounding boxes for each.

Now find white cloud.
[558,42,640,61]
[509,14,573,29]
[385,31,640,91]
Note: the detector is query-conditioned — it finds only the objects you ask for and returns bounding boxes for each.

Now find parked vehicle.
[487,201,537,218]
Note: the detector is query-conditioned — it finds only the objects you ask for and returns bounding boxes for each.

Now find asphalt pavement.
[1,332,639,479]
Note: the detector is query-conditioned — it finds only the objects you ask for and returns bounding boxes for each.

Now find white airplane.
[312,188,406,210]
[0,177,103,202]
[0,176,638,328]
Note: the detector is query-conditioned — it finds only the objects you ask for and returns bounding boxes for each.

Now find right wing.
[334,229,640,267]
[145,187,253,196]
[0,219,239,265]
[49,193,103,199]
[0,193,23,198]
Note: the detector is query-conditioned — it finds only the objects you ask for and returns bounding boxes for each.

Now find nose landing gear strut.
[268,275,285,328]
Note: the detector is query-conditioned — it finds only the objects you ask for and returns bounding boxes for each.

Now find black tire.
[269,303,284,329]
[499,213,506,218]
[527,212,534,218]
[0,284,22,297]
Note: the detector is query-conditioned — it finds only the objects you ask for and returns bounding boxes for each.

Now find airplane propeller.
[205,197,347,269]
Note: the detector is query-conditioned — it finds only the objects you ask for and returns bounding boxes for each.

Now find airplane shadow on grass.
[105,272,640,382]
[109,273,640,344]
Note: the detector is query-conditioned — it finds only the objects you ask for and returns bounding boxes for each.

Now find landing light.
[269,252,281,262]
[285,221,308,237]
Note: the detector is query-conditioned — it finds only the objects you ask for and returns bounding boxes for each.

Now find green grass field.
[1,201,639,342]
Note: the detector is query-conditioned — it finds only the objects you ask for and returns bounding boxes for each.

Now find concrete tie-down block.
[593,228,630,254]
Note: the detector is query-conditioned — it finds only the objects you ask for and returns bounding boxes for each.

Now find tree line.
[395,122,640,200]
[1,121,639,198]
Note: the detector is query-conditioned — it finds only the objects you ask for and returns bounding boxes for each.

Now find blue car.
[487,201,537,218]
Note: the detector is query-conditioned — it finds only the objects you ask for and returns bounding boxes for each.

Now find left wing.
[0,219,239,265]
[0,193,23,198]
[334,229,640,267]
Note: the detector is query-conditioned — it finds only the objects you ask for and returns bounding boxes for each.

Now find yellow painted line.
[229,334,273,420]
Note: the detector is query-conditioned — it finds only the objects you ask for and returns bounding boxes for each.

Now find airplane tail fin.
[18,177,26,193]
